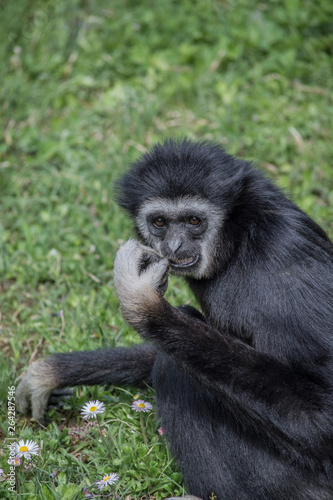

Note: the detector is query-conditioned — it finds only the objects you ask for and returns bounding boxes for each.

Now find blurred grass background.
[0,0,332,497]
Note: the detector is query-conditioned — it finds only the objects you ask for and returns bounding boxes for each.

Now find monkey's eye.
[153,217,166,228]
[188,216,200,226]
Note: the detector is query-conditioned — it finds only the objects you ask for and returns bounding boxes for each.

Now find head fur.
[115,138,291,276]
[115,138,253,217]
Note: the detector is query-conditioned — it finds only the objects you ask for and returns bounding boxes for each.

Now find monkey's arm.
[115,240,333,464]
[147,310,333,460]
[16,344,156,423]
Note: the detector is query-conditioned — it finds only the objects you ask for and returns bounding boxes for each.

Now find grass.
[0,0,332,497]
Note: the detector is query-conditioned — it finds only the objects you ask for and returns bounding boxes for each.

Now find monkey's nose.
[166,237,182,253]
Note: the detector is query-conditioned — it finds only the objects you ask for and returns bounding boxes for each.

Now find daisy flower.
[0,468,4,476]
[81,400,105,419]
[131,399,152,412]
[95,473,119,490]
[14,439,39,460]
[158,427,166,435]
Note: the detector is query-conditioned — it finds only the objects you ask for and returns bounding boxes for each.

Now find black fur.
[51,344,156,388]
[18,139,333,499]
[115,139,333,499]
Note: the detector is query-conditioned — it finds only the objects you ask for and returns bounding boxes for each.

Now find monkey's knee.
[16,358,59,423]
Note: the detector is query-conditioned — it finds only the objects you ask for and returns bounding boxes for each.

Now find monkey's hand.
[16,358,67,424]
[114,239,169,327]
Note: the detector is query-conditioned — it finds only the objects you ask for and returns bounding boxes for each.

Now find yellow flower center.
[90,406,97,412]
[138,403,146,408]
[103,476,111,481]
[20,446,29,452]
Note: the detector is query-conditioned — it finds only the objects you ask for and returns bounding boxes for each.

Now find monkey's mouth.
[169,255,199,269]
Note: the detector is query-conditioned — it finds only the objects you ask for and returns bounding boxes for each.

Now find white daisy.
[131,399,153,412]
[7,456,21,466]
[81,400,105,419]
[95,472,119,490]
[14,439,39,460]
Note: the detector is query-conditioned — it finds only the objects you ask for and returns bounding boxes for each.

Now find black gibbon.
[17,139,333,499]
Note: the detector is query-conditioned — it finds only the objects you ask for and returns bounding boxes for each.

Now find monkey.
[17,138,333,499]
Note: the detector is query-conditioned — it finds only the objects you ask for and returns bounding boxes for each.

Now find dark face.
[136,197,224,279]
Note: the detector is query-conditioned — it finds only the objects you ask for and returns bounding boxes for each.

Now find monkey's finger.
[114,239,143,277]
[158,270,169,296]
[17,376,51,423]
[139,251,165,273]
[144,258,169,291]
[16,376,31,415]
[50,388,73,396]
[47,388,73,407]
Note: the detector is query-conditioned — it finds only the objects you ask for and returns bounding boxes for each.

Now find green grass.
[0,0,332,497]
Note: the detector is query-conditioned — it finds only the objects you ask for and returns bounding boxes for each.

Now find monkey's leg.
[16,344,156,423]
